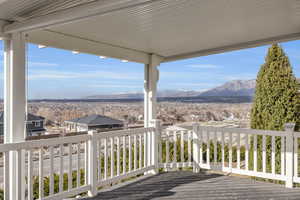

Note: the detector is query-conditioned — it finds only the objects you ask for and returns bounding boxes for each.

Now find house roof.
[1,1,300,63]
[0,111,45,122]
[66,114,123,126]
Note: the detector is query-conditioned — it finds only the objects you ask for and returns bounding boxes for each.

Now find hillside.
[199,80,256,97]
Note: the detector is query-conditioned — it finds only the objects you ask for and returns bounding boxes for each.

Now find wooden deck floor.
[84,171,300,200]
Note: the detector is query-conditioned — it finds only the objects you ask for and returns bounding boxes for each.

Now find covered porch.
[0,0,300,199]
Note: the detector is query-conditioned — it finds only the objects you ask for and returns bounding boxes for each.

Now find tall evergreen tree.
[251,44,300,131]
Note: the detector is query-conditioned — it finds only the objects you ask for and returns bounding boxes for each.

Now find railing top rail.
[0,134,90,152]
[198,126,287,137]
[0,127,154,152]
[293,131,300,138]
[94,127,155,139]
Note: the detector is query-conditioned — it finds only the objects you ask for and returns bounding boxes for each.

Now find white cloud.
[29,62,59,67]
[160,70,256,81]
[28,70,142,80]
[174,82,217,87]
[88,84,141,89]
[160,71,198,79]
[77,64,106,68]
[186,64,220,69]
[223,73,257,81]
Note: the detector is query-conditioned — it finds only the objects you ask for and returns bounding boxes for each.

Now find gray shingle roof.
[66,114,123,126]
[0,111,45,122]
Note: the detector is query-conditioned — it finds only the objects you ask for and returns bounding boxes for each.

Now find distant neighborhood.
[0,111,46,138]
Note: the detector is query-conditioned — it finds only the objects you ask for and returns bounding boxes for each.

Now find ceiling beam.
[164,32,300,63]
[0,19,10,39]
[4,0,157,34]
[27,30,151,64]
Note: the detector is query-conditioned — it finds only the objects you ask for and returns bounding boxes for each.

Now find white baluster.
[123,136,126,174]
[207,131,210,167]
[229,132,232,170]
[39,148,44,199]
[214,131,217,164]
[49,146,54,195]
[139,134,142,169]
[272,136,275,174]
[97,140,101,181]
[144,132,147,168]
[253,134,257,172]
[181,131,184,164]
[221,132,224,169]
[111,137,114,178]
[262,135,266,173]
[129,135,132,171]
[117,137,120,176]
[245,134,249,171]
[173,131,177,168]
[68,143,72,190]
[104,138,108,180]
[166,131,170,170]
[200,129,203,167]
[27,150,33,200]
[59,144,64,192]
[77,143,81,187]
[237,133,240,169]
[84,142,88,185]
[281,136,285,176]
[188,131,192,167]
[134,134,137,170]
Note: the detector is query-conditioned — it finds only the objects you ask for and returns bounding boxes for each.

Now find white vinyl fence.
[0,121,298,199]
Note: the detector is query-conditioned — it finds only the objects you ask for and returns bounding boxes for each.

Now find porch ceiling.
[1,0,300,63]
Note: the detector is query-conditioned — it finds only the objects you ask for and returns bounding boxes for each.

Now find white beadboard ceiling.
[1,0,300,63]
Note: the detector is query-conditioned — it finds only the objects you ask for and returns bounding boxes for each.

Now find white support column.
[4,32,26,200]
[144,54,162,127]
[144,54,162,175]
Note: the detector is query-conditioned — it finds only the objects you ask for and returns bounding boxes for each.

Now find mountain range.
[86,78,300,99]
[199,79,256,97]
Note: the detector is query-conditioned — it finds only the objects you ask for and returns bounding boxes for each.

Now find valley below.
[24,100,252,134]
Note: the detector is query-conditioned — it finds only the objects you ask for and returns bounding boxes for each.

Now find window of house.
[34,121,41,127]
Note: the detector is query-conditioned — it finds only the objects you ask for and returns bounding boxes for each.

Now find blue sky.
[0,40,299,99]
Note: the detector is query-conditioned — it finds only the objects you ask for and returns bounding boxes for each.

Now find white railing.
[0,121,298,199]
[193,126,288,180]
[158,123,298,188]
[0,127,155,200]
[159,129,193,169]
[0,134,91,200]
[89,127,155,193]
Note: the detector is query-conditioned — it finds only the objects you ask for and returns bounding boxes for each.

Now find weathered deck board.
[85,171,300,200]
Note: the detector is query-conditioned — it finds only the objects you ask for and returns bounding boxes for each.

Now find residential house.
[65,114,124,132]
[0,111,46,137]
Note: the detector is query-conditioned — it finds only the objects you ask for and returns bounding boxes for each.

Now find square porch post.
[144,54,161,127]
[144,54,162,174]
[4,32,27,200]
